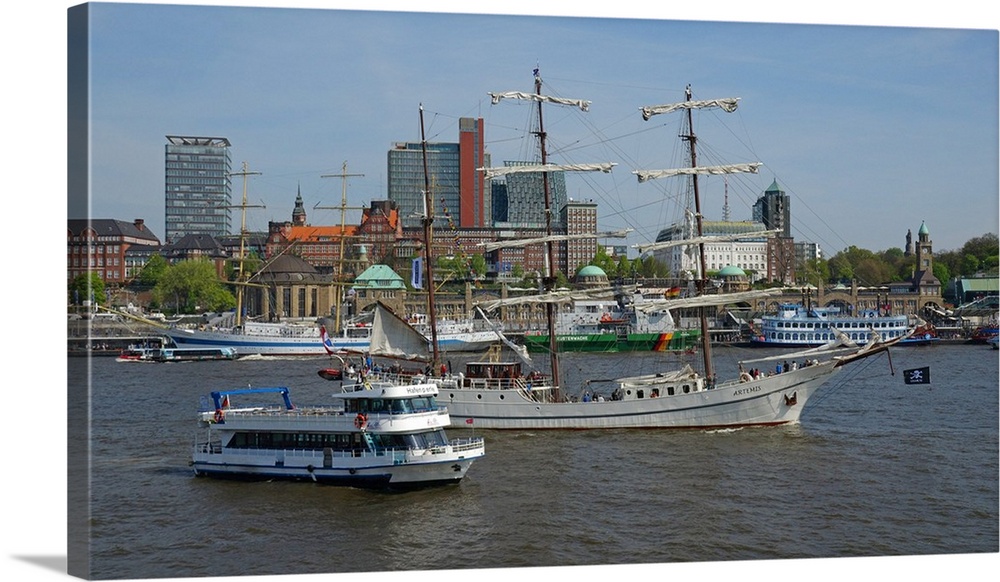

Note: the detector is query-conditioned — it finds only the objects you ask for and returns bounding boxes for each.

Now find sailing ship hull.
[166,328,363,356]
[521,329,700,353]
[442,360,841,429]
[168,327,494,356]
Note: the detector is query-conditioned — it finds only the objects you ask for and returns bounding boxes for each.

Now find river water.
[69,343,997,580]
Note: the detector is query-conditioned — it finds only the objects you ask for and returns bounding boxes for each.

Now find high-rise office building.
[388,141,459,230]
[387,117,486,230]
[752,179,791,238]
[164,136,232,243]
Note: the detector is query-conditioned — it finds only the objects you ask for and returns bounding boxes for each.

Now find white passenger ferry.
[192,383,484,489]
[750,303,911,347]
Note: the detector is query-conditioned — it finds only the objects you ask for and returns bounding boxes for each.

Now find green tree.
[69,272,105,306]
[589,246,617,277]
[616,255,632,280]
[961,233,999,270]
[636,255,670,278]
[932,262,951,285]
[138,254,169,287]
[152,259,236,314]
[826,253,853,283]
[468,253,487,278]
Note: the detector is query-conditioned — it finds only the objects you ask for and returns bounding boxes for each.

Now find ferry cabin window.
[370,430,448,450]
[229,431,361,451]
[348,397,436,414]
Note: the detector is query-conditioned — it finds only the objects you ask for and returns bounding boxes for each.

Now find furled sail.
[640,97,740,120]
[478,162,617,179]
[633,162,762,183]
[738,328,861,366]
[489,91,591,111]
[631,289,784,313]
[479,229,632,252]
[616,364,699,387]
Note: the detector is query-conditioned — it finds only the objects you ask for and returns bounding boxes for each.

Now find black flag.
[903,367,931,384]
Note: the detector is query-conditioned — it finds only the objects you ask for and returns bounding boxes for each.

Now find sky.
[5,3,1000,582]
[72,0,998,258]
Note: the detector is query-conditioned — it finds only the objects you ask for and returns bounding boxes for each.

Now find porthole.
[499,394,505,400]
[476,394,482,400]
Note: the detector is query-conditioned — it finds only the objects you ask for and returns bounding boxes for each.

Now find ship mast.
[534,70,562,397]
[682,85,715,382]
[634,85,761,386]
[228,162,263,327]
[419,104,441,369]
[319,162,365,331]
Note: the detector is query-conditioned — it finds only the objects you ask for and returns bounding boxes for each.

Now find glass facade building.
[164,136,232,244]
[496,161,567,228]
[388,142,460,230]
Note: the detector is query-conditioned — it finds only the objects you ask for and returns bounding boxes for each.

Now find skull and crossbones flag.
[903,367,931,384]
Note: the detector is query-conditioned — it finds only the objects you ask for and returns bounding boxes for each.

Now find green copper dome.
[718,265,745,277]
[577,265,607,277]
[918,221,929,235]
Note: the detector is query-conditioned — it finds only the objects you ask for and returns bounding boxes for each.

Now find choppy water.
[71,344,998,579]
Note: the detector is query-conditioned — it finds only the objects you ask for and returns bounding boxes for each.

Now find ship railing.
[448,437,485,453]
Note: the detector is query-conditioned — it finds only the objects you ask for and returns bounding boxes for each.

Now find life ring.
[739,372,752,383]
[354,413,368,430]
[600,312,612,323]
[214,409,224,423]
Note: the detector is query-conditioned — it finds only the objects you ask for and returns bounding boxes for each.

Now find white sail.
[632,289,783,313]
[352,302,430,361]
[478,162,616,179]
[640,97,740,120]
[479,229,632,252]
[489,91,590,111]
[633,162,762,183]
[634,228,781,254]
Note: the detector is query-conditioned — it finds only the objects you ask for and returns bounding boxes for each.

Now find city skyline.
[72,1,997,259]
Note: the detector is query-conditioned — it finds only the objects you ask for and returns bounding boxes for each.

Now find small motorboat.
[317,367,343,381]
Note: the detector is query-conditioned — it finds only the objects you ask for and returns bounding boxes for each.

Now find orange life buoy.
[354,413,367,430]
[600,312,611,322]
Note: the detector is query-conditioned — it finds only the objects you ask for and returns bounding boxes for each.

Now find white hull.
[192,444,479,487]
[167,327,356,356]
[168,327,494,356]
[441,361,842,429]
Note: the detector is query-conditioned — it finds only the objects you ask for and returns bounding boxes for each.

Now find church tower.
[292,184,306,226]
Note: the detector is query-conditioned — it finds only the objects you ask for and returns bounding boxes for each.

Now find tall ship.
[388,73,912,429]
[749,303,911,348]
[191,382,484,489]
[520,287,700,353]
[167,310,497,356]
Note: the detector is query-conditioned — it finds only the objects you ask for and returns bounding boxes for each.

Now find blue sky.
[74,1,998,257]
